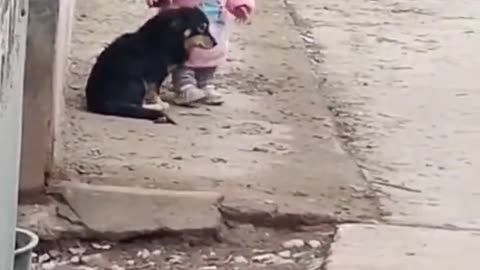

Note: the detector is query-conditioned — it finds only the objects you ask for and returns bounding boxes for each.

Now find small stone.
[41,261,56,270]
[137,249,151,259]
[282,239,305,249]
[252,254,277,264]
[264,199,275,205]
[126,260,135,266]
[111,265,125,270]
[199,266,217,270]
[152,250,162,256]
[252,254,294,266]
[278,250,291,258]
[293,252,308,259]
[233,256,248,264]
[167,255,184,265]
[252,249,267,254]
[70,256,81,264]
[307,240,322,249]
[48,250,61,258]
[68,247,87,255]
[91,243,112,250]
[39,254,51,263]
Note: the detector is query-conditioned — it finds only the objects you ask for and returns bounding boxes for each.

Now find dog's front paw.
[143,103,169,111]
[157,100,170,110]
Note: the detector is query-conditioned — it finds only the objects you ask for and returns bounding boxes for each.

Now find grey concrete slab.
[328,224,480,270]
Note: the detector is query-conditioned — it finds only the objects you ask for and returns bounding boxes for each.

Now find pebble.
[48,250,61,258]
[233,256,248,264]
[42,261,57,270]
[252,254,276,263]
[126,260,135,266]
[39,254,51,263]
[199,266,217,270]
[252,249,267,254]
[293,252,308,259]
[137,249,151,259]
[282,239,305,249]
[152,250,162,256]
[307,240,322,249]
[70,256,81,264]
[252,254,294,266]
[91,243,112,250]
[68,247,87,255]
[111,265,125,270]
[278,250,292,258]
[167,255,184,265]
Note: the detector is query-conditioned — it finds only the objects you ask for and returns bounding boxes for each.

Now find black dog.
[85,7,216,124]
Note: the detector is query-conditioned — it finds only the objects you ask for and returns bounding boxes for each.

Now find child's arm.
[226,0,255,14]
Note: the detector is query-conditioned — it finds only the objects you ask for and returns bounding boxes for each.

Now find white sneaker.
[201,85,224,105]
[173,84,207,105]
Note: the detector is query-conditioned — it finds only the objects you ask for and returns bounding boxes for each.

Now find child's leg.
[172,66,206,105]
[195,67,224,106]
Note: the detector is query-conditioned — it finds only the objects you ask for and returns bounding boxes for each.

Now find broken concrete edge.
[18,181,375,241]
[47,181,225,200]
[218,204,338,228]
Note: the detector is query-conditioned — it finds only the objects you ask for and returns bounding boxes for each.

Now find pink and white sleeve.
[226,0,255,14]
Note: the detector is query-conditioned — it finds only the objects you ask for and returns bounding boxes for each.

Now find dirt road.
[287,0,480,268]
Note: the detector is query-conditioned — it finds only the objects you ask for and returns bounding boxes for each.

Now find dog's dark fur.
[85,7,216,124]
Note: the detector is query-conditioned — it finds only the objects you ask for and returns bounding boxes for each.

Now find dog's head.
[172,7,217,51]
[145,7,217,51]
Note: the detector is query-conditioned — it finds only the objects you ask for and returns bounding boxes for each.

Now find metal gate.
[0,0,28,269]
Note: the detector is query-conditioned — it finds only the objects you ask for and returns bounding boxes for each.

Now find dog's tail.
[94,102,176,124]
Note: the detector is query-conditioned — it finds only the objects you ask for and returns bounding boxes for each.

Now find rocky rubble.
[32,232,332,270]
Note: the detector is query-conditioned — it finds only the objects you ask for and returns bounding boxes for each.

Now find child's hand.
[232,5,251,24]
[146,0,171,8]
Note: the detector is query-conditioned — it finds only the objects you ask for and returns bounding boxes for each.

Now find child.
[146,0,255,106]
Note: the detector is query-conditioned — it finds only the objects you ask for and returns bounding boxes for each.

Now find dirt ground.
[57,0,380,224]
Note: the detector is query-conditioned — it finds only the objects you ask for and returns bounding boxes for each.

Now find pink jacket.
[163,0,255,68]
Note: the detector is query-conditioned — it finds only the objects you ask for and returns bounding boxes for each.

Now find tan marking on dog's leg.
[143,81,161,105]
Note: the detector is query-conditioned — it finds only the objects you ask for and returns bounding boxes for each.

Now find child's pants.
[172,66,217,91]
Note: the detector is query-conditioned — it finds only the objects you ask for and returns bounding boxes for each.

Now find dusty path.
[58,0,379,226]
[287,0,480,268]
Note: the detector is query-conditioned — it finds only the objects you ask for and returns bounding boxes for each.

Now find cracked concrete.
[26,0,382,240]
